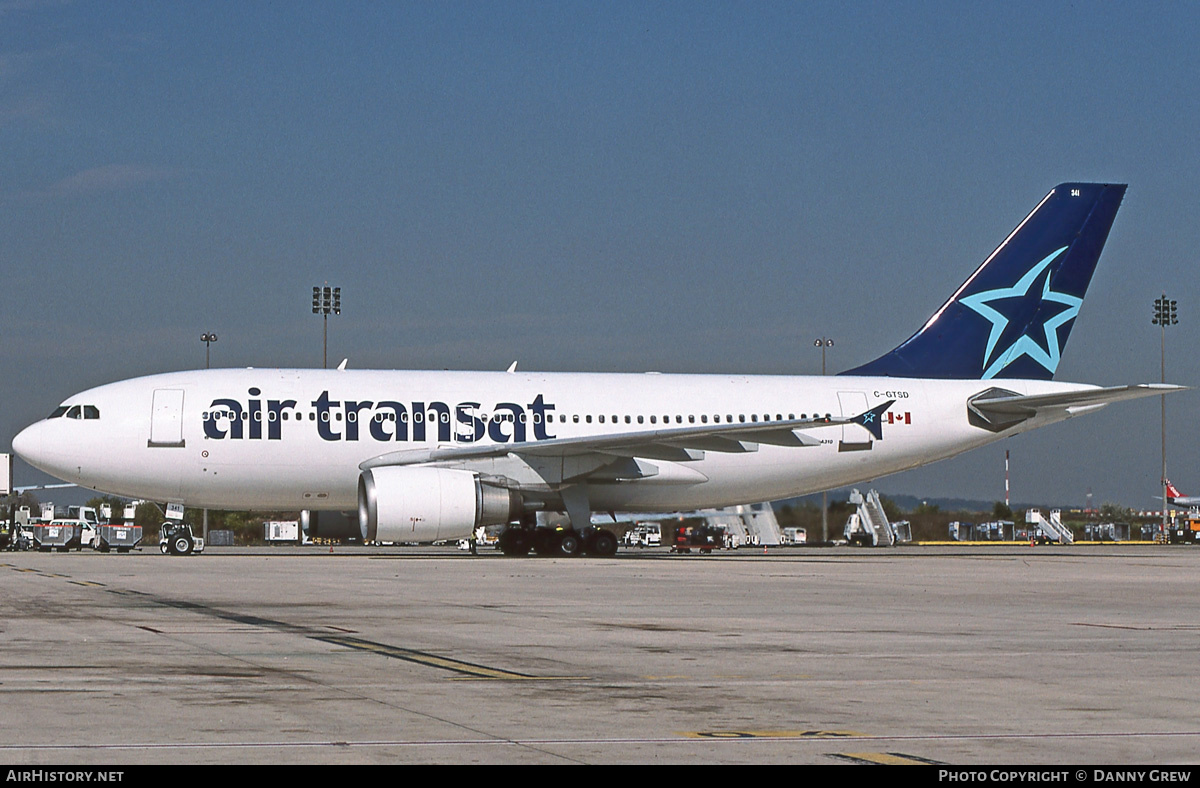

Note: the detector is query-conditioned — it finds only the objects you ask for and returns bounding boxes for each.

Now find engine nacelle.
[300,510,361,541]
[358,466,521,543]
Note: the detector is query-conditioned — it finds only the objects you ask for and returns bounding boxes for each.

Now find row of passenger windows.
[201,410,821,425]
[48,405,100,420]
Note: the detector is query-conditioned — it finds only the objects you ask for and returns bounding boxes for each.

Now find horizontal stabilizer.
[971,384,1185,415]
[967,384,1185,432]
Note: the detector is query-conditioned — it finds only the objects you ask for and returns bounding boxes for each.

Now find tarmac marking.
[833,751,945,765]
[1073,622,1200,631]
[313,634,538,680]
[68,580,105,587]
[138,596,550,681]
[681,730,865,739]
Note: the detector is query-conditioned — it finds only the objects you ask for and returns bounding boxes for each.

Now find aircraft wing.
[360,400,895,470]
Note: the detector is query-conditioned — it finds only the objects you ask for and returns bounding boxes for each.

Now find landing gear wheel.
[556,533,580,557]
[591,530,618,557]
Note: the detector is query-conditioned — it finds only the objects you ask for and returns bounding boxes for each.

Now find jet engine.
[358,466,521,543]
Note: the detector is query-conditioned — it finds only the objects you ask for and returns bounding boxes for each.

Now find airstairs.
[1025,508,1074,544]
[699,502,784,547]
[845,489,910,546]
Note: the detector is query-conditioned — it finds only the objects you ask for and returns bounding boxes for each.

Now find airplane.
[11,182,1185,556]
[1163,480,1200,507]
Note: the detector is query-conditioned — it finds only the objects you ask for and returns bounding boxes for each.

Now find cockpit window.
[83,405,99,419]
[65,405,82,419]
[48,406,69,419]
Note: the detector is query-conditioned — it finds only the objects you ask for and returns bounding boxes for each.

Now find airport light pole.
[200,332,217,369]
[199,331,218,540]
[1153,294,1177,536]
[312,285,341,369]
[815,337,834,543]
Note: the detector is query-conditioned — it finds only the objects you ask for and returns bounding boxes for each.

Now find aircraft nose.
[12,422,44,467]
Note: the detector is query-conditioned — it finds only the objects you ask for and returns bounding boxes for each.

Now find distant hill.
[772,490,1061,514]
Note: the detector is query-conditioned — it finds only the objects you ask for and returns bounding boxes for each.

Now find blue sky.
[3,1,1198,509]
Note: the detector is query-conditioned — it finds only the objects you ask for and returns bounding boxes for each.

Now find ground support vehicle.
[159,523,205,556]
[1161,517,1200,544]
[624,522,663,548]
[96,524,142,553]
[2,525,33,551]
[670,523,724,553]
[32,519,96,551]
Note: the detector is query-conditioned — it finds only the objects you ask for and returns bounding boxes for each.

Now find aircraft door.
[837,391,872,452]
[149,389,186,448]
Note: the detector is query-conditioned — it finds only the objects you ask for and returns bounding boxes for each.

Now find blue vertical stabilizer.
[843,183,1126,380]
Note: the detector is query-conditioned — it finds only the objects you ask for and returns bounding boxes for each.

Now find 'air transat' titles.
[202,388,556,444]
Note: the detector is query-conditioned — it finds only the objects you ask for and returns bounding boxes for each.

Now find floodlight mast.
[312,285,341,369]
[200,332,218,369]
[1152,293,1177,536]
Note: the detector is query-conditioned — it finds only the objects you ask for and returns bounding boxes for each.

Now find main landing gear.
[498,486,616,557]
[498,525,618,557]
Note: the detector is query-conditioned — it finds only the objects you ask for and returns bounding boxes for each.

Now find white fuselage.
[13,368,1095,513]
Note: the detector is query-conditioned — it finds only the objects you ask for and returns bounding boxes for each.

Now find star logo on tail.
[959,246,1080,379]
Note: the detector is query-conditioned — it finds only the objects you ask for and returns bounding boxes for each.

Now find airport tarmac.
[2,544,1197,765]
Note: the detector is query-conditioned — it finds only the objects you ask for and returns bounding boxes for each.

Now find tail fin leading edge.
[843,183,1127,380]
